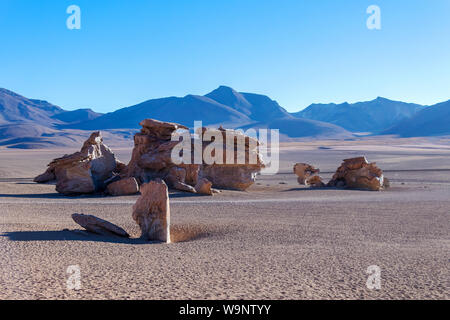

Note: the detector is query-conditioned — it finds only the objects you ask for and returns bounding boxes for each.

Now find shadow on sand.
[1,230,150,244]
[1,224,212,244]
[0,193,110,199]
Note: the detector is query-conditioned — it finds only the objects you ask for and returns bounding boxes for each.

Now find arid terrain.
[0,137,449,299]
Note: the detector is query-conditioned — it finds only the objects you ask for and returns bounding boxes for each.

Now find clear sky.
[0,0,449,113]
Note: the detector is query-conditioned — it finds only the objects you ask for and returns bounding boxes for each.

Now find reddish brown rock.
[56,160,96,194]
[132,179,170,243]
[328,156,388,191]
[72,213,129,237]
[307,175,326,188]
[34,132,123,194]
[106,177,139,196]
[195,178,213,195]
[126,119,265,192]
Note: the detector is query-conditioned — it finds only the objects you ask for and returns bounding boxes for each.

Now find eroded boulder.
[195,178,213,195]
[293,163,324,187]
[106,177,139,196]
[125,119,265,193]
[132,179,170,243]
[34,132,123,194]
[328,156,388,191]
[72,213,130,238]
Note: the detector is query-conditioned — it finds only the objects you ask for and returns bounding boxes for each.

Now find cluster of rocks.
[35,119,264,196]
[294,156,389,191]
[293,163,325,187]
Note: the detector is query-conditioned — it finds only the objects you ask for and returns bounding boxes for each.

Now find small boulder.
[293,163,323,186]
[132,179,171,243]
[106,177,139,196]
[71,213,129,238]
[307,175,326,187]
[195,178,213,195]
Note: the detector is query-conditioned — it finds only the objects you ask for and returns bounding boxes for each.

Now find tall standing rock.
[132,179,171,243]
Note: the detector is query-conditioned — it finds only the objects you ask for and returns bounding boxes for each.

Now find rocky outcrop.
[132,179,170,243]
[293,163,324,187]
[72,213,130,238]
[34,132,123,194]
[126,119,265,192]
[328,156,388,191]
[106,177,139,196]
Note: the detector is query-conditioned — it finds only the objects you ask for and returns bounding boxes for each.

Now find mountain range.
[0,86,449,148]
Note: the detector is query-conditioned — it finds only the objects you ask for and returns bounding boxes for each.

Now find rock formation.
[72,213,130,238]
[106,177,140,196]
[293,163,325,187]
[125,119,265,192]
[294,157,388,191]
[34,132,123,194]
[328,156,388,191]
[132,179,170,243]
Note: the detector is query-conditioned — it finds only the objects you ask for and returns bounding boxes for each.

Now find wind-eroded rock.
[328,156,388,191]
[126,119,265,193]
[106,177,139,196]
[72,213,130,238]
[294,157,388,191]
[132,179,171,243]
[34,132,122,194]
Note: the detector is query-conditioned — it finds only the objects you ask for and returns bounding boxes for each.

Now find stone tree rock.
[34,132,123,194]
[72,213,130,238]
[293,163,324,187]
[132,179,171,243]
[125,119,265,193]
[328,156,388,191]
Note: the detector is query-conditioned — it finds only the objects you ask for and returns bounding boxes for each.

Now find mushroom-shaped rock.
[106,177,139,196]
[71,213,129,238]
[132,179,171,243]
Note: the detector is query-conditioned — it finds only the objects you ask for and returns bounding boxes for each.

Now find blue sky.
[0,0,449,113]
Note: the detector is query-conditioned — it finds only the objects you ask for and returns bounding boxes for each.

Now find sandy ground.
[0,138,449,300]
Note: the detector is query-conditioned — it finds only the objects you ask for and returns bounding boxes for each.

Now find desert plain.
[0,137,449,299]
